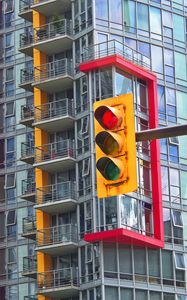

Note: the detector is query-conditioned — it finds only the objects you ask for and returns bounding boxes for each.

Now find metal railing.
[22,178,36,196]
[22,216,36,234]
[34,58,73,83]
[38,267,79,291]
[34,19,72,43]
[35,98,74,123]
[21,104,34,120]
[21,142,35,158]
[19,0,32,12]
[37,224,78,247]
[81,40,151,70]
[23,255,37,273]
[36,181,76,205]
[35,140,75,164]
[20,30,34,48]
[20,67,34,84]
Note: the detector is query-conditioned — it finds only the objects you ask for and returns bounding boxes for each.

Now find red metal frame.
[80,55,164,248]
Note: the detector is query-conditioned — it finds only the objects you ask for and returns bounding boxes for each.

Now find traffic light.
[94,94,137,198]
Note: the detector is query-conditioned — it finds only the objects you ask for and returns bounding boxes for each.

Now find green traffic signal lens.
[105,160,120,180]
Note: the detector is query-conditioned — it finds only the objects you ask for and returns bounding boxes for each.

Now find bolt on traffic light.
[94,94,137,198]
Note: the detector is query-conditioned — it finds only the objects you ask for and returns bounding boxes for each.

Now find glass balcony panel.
[20,104,34,127]
[20,142,35,164]
[19,0,32,21]
[20,67,34,91]
[22,255,37,277]
[82,39,151,70]
[34,98,75,132]
[38,267,79,297]
[19,29,34,56]
[33,19,72,55]
[36,224,78,255]
[22,216,36,239]
[34,140,75,172]
[36,181,77,214]
[33,59,73,93]
[21,178,36,202]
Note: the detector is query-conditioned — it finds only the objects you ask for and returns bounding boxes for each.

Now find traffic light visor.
[95,106,122,130]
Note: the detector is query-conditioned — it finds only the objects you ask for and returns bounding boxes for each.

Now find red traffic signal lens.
[95,106,122,130]
[102,110,118,130]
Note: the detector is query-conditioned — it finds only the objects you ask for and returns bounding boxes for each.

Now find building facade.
[0,0,187,299]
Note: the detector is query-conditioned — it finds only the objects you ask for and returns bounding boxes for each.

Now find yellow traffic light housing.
[94,94,137,198]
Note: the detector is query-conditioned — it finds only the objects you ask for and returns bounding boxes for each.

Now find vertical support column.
[33,10,52,300]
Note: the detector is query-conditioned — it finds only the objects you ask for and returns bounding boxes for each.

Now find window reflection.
[115,70,132,96]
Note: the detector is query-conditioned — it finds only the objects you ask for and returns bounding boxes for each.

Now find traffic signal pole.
[136,124,187,142]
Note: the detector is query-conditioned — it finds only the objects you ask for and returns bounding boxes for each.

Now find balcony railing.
[20,67,34,85]
[34,19,72,43]
[21,104,34,120]
[38,267,79,292]
[81,39,151,70]
[19,0,32,13]
[23,255,37,275]
[20,30,34,48]
[37,224,78,247]
[36,181,76,205]
[21,142,35,164]
[21,178,36,201]
[22,216,36,238]
[35,140,75,164]
[34,58,73,83]
[34,98,74,123]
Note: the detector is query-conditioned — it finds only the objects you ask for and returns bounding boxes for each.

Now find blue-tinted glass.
[6,153,14,167]
[124,0,136,33]
[95,0,108,20]
[169,145,179,163]
[158,85,166,120]
[164,49,174,66]
[167,105,176,123]
[150,7,162,37]
[160,139,167,160]
[5,81,14,97]
[110,0,122,24]
[138,42,150,58]
[7,138,14,152]
[6,33,14,47]
[5,13,14,28]
[137,3,149,32]
[125,37,136,50]
[151,45,163,73]
[166,88,175,105]
[116,71,132,95]
[5,47,14,62]
[6,188,15,203]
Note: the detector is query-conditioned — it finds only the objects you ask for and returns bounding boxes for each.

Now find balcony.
[34,140,76,173]
[33,59,73,93]
[22,216,36,240]
[34,98,75,132]
[19,0,32,21]
[35,181,77,214]
[19,30,33,56]
[20,104,34,127]
[20,142,35,165]
[21,178,36,202]
[22,255,37,278]
[36,224,78,255]
[20,67,34,91]
[31,0,71,16]
[38,267,79,298]
[33,19,73,55]
[81,39,151,70]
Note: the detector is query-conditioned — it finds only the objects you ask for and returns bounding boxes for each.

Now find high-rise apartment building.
[0,0,187,299]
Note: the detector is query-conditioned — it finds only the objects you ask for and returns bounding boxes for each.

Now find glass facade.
[0,0,186,299]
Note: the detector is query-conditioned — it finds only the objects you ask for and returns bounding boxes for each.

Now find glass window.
[103,243,117,274]
[5,81,14,97]
[6,102,14,116]
[170,168,180,203]
[162,11,172,28]
[5,32,14,47]
[95,0,108,21]
[175,52,187,86]
[162,250,173,279]
[174,253,185,269]
[134,248,146,275]
[150,7,162,39]
[119,245,132,275]
[150,292,162,300]
[5,173,15,188]
[151,45,163,74]
[121,288,133,300]
[6,210,16,225]
[124,0,136,33]
[136,290,148,300]
[164,294,175,300]
[8,247,16,263]
[137,3,149,34]
[105,286,118,299]
[115,70,132,95]
[172,210,183,227]
[158,85,165,121]
[148,249,160,278]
